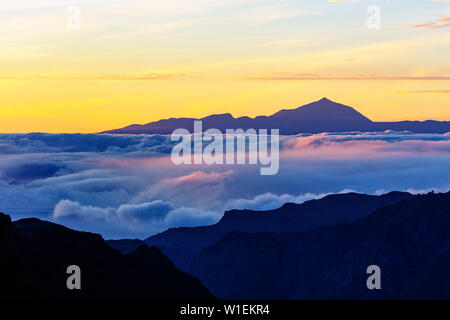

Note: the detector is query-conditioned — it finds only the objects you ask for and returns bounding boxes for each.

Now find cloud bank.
[0,131,449,238]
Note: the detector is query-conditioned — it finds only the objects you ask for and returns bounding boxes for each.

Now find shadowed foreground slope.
[0,214,214,300]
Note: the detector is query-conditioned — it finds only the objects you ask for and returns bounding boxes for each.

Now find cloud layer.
[0,131,449,238]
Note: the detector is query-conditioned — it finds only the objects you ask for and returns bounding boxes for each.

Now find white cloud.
[0,131,449,238]
[52,198,219,235]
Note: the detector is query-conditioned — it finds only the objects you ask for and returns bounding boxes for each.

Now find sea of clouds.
[0,131,449,238]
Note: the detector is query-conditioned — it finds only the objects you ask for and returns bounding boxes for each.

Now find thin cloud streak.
[408,16,450,29]
[244,75,450,81]
[393,89,450,94]
[0,74,194,80]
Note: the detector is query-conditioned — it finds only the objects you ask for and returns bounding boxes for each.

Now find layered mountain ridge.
[3,189,450,299]
[143,191,413,254]
[185,191,450,299]
[110,190,450,299]
[102,98,450,134]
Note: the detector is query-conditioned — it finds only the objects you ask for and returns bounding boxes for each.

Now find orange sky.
[0,0,449,133]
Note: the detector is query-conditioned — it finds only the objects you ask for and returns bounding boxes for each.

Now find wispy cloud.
[244,74,450,81]
[408,17,450,29]
[0,73,193,80]
[393,89,450,94]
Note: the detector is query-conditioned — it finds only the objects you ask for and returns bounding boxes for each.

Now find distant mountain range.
[0,213,214,300]
[102,98,450,134]
[110,190,450,299]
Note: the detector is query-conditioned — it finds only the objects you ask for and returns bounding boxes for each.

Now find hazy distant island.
[102,98,450,135]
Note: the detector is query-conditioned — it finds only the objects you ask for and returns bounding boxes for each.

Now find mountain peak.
[272,98,373,123]
[202,113,234,120]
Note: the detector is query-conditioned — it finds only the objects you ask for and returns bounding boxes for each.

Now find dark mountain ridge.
[185,191,450,299]
[0,214,214,300]
[107,238,145,254]
[102,98,450,134]
[144,191,413,257]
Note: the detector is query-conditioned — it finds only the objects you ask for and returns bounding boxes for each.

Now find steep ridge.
[107,239,145,254]
[0,214,214,300]
[185,191,450,299]
[144,192,413,261]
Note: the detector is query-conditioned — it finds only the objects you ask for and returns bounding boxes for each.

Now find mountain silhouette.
[134,192,414,275]
[107,239,145,254]
[182,191,450,299]
[102,98,450,134]
[0,214,214,300]
[271,98,371,122]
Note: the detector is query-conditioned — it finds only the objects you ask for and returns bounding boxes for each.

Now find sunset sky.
[1,0,449,133]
